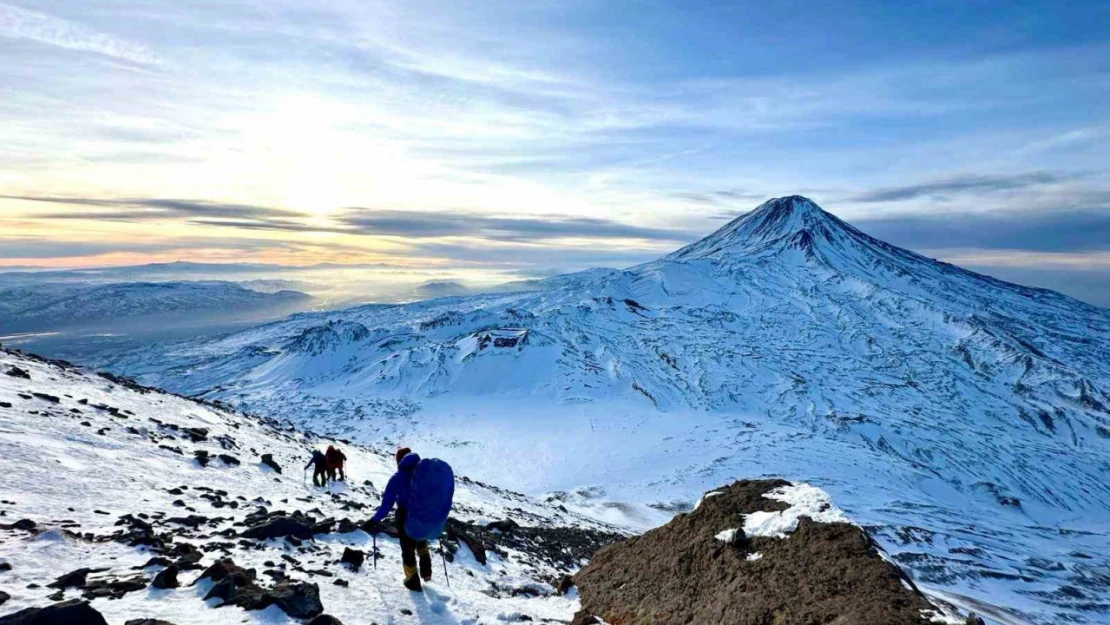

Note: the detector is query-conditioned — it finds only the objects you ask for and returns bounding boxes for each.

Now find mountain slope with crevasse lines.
[97,197,1110,624]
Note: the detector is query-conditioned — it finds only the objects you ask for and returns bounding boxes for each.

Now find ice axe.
[440,541,450,588]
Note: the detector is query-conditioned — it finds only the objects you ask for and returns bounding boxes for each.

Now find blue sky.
[0,0,1108,303]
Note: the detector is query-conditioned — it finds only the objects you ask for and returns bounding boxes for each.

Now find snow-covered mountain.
[99,197,1110,624]
[0,281,310,332]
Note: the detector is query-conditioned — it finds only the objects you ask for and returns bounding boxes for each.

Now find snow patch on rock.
[743,483,847,538]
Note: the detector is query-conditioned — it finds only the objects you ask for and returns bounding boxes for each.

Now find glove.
[366,521,380,535]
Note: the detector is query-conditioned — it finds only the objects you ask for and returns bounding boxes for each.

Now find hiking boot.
[418,546,433,581]
[403,574,423,591]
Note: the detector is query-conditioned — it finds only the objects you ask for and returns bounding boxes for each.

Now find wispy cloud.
[2,195,305,221]
[0,2,160,64]
[338,208,695,242]
[856,207,1110,253]
[848,172,1077,203]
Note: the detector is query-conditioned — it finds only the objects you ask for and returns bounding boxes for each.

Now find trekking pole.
[440,542,450,588]
[372,533,377,570]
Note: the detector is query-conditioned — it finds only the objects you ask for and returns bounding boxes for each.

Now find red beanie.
[395,447,411,465]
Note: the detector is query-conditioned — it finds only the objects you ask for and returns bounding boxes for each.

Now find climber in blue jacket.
[304,449,327,487]
[369,447,432,591]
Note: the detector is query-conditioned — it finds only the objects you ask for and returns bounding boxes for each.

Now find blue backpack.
[404,458,455,541]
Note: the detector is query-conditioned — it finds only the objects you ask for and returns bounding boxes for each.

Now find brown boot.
[403,565,422,591]
[418,544,433,582]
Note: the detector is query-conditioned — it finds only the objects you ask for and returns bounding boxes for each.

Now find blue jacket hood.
[398,452,421,471]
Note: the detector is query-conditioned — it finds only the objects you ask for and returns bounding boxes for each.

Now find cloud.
[407,240,664,269]
[856,207,1110,253]
[3,195,306,222]
[848,172,1075,203]
[5,193,698,245]
[0,235,285,259]
[0,2,160,64]
[337,208,696,242]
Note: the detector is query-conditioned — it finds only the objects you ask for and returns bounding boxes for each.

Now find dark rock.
[0,562,10,571]
[47,568,95,589]
[242,516,313,541]
[204,576,242,602]
[218,454,240,466]
[174,551,203,569]
[486,519,520,533]
[229,581,324,619]
[571,479,934,625]
[0,599,109,625]
[306,616,344,625]
[5,366,30,379]
[185,427,209,442]
[124,620,179,625]
[341,548,365,571]
[556,575,574,596]
[965,614,986,625]
[151,565,179,589]
[193,558,255,588]
[336,518,358,534]
[0,591,8,606]
[2,519,36,532]
[260,454,282,474]
[81,576,146,600]
[194,450,210,467]
[0,402,11,408]
[31,393,60,404]
[138,557,172,569]
[332,579,349,587]
[164,514,208,528]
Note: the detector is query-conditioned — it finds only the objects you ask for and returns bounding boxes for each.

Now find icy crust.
[742,483,848,538]
[0,350,619,625]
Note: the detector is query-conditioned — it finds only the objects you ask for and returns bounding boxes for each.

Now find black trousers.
[312,466,327,487]
[395,507,431,577]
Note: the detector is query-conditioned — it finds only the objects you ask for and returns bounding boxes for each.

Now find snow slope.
[97,197,1110,624]
[0,349,619,625]
[0,281,310,332]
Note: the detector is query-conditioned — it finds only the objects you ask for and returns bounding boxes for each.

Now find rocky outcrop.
[0,599,108,625]
[572,480,938,625]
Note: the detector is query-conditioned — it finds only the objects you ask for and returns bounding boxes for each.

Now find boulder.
[260,454,282,474]
[47,568,96,589]
[124,620,179,625]
[192,558,254,588]
[0,599,108,625]
[226,581,324,619]
[151,565,179,589]
[341,547,365,571]
[2,519,36,532]
[80,576,146,600]
[306,616,344,625]
[571,479,936,625]
[486,519,520,533]
[0,591,8,606]
[242,516,313,541]
[4,366,30,379]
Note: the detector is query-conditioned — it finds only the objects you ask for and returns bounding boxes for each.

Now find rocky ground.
[0,348,622,625]
[571,480,976,625]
